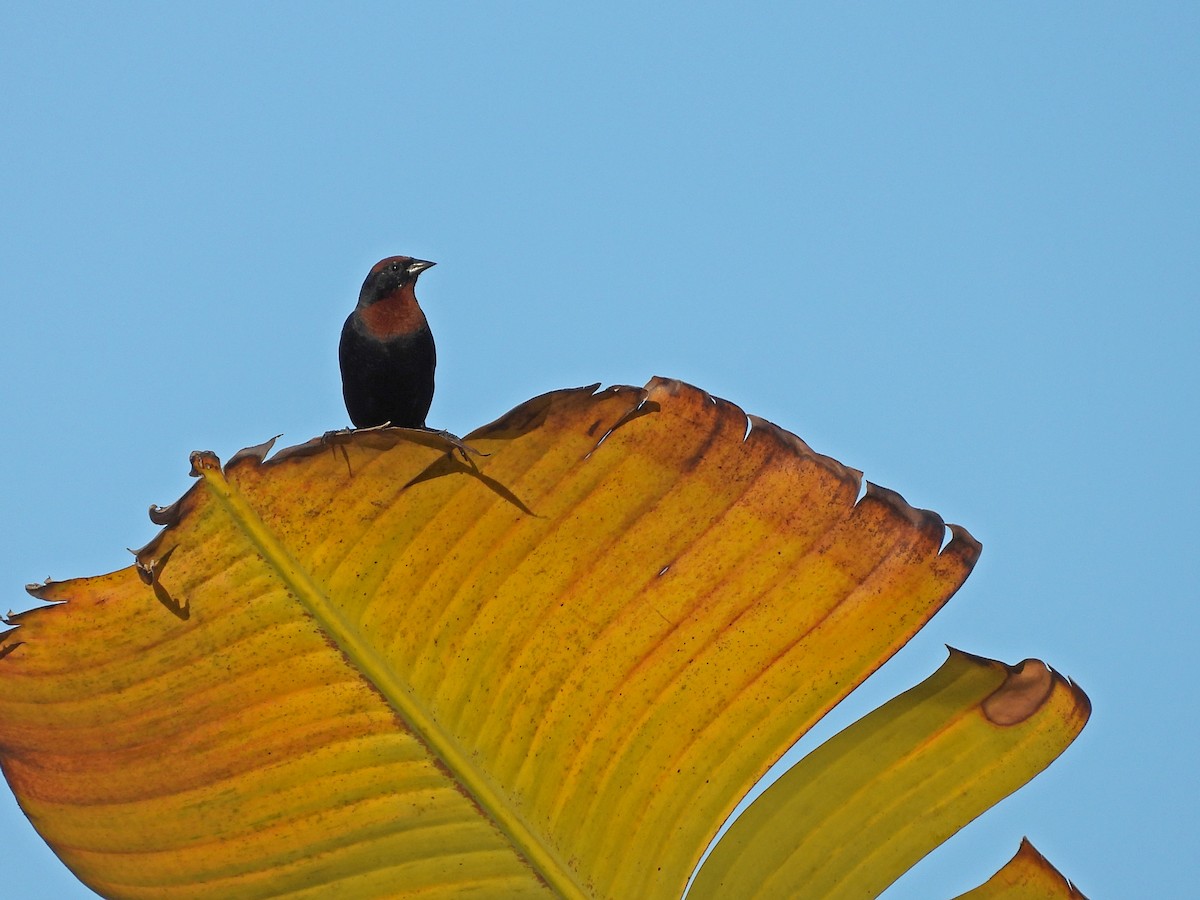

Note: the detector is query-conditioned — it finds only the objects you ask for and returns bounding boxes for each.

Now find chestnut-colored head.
[358,256,436,306]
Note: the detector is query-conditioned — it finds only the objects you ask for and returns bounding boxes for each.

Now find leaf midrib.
[198,459,584,900]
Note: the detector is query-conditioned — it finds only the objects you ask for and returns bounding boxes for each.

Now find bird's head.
[359,256,436,305]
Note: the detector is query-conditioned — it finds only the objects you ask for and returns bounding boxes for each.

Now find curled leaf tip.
[941,523,982,561]
[148,500,183,527]
[24,580,52,599]
[982,658,1055,725]
[188,450,221,477]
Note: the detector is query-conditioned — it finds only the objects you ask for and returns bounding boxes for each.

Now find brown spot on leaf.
[983,659,1055,725]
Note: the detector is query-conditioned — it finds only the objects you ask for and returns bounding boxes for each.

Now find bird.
[339,255,438,429]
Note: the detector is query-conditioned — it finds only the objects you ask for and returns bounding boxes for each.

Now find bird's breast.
[358,287,428,338]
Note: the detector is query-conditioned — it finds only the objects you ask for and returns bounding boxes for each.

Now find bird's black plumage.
[339,256,437,429]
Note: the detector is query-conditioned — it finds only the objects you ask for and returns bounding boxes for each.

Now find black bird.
[339,256,437,429]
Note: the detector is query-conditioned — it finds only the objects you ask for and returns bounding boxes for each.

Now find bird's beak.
[407,259,436,276]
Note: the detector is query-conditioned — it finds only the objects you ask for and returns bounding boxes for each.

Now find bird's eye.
[390,262,401,272]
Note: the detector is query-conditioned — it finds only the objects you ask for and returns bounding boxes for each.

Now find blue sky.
[2,4,1195,897]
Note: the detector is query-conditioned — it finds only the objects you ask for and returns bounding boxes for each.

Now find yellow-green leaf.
[955,838,1088,899]
[689,649,1090,898]
[2,379,982,898]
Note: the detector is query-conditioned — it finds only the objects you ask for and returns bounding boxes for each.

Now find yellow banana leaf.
[689,650,1090,899]
[1,378,1075,899]
[955,839,1088,899]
